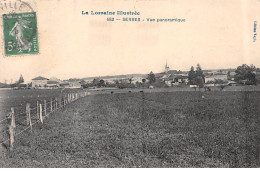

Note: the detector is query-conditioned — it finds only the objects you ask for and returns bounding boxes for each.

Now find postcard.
[0,0,259,168]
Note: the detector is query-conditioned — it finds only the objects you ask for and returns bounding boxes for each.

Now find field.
[0,88,259,167]
[0,88,84,114]
[0,89,86,146]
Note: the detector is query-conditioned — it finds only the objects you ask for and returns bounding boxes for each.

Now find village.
[0,62,259,91]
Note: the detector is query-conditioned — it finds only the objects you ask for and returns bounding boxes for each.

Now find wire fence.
[0,89,198,151]
[0,90,89,150]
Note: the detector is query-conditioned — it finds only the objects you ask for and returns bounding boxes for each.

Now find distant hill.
[82,74,147,81]
[203,68,236,72]
[71,68,238,82]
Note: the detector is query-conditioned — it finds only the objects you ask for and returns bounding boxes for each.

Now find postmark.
[2,12,38,55]
[0,0,34,14]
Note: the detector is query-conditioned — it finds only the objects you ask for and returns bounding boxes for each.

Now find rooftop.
[32,76,49,81]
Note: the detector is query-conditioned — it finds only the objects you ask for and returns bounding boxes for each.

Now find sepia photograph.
[0,0,259,168]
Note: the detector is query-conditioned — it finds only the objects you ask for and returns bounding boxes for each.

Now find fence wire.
[0,91,88,146]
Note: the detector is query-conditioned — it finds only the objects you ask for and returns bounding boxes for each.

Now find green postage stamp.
[2,12,39,56]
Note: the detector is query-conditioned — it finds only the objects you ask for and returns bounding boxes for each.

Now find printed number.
[7,42,13,51]
[107,17,114,21]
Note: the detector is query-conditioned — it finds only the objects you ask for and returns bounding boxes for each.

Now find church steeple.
[165,61,170,73]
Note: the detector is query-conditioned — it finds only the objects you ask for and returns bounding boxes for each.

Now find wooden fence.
[0,91,89,151]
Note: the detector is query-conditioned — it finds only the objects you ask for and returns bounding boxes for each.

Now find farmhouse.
[32,76,49,88]
[68,81,81,88]
[173,74,188,84]
[227,71,236,81]
[103,78,118,84]
[164,78,172,86]
[60,82,70,88]
[205,74,227,83]
[46,80,59,88]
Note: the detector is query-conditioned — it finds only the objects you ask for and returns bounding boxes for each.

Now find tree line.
[187,64,258,88]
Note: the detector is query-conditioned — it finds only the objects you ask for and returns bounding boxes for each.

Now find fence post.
[142,92,145,117]
[63,96,66,106]
[55,97,58,109]
[9,125,14,151]
[44,100,47,116]
[50,98,53,112]
[26,103,32,131]
[9,107,15,151]
[10,107,15,128]
[39,104,43,123]
[59,97,62,108]
[37,101,39,118]
[53,98,56,111]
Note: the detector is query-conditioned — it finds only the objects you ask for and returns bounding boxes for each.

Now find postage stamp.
[2,12,38,56]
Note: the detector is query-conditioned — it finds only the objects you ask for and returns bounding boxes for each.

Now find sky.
[0,0,260,83]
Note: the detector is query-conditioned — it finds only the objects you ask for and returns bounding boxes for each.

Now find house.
[118,78,130,84]
[103,78,116,84]
[131,77,145,84]
[173,74,188,84]
[161,74,171,81]
[205,74,227,83]
[164,79,173,86]
[60,82,70,88]
[46,80,59,88]
[154,63,188,87]
[227,71,236,81]
[32,76,48,88]
[69,81,81,88]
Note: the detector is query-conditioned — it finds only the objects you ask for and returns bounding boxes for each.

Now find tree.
[196,64,204,79]
[195,76,204,88]
[147,71,156,84]
[92,78,100,86]
[18,74,24,84]
[234,64,257,85]
[114,80,119,85]
[80,80,87,88]
[214,79,228,84]
[220,85,226,91]
[129,78,133,84]
[195,64,205,88]
[188,64,205,90]
[188,66,196,85]
[98,79,105,87]
[135,81,142,88]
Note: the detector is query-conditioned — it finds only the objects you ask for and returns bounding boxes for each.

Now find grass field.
[0,89,259,167]
[0,89,86,146]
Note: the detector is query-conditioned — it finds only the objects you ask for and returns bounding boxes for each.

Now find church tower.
[165,61,170,74]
